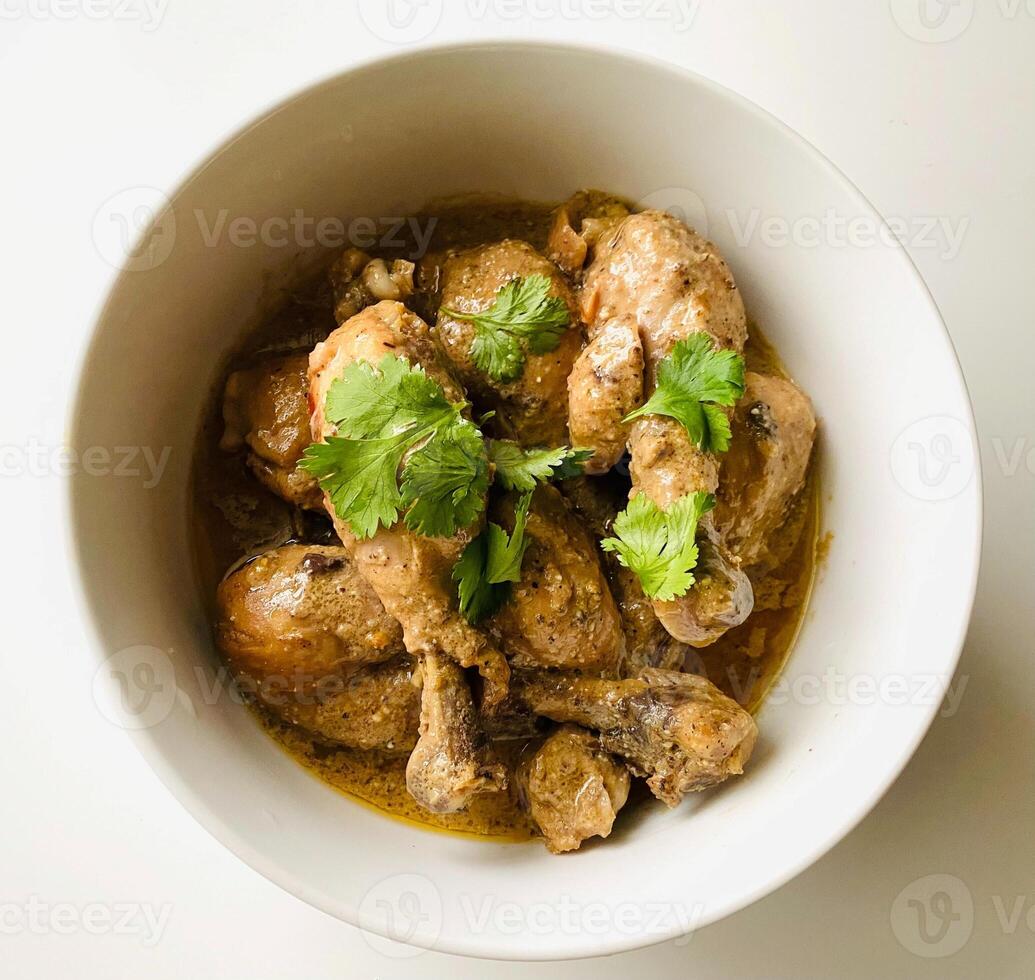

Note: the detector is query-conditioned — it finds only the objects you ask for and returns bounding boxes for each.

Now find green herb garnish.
[452,491,533,623]
[487,440,593,492]
[600,491,715,600]
[625,334,745,453]
[440,274,570,383]
[300,355,488,539]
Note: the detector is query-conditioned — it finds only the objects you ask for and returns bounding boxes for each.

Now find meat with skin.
[214,544,418,752]
[715,372,817,568]
[582,209,753,646]
[275,655,421,753]
[308,300,509,701]
[435,240,582,446]
[220,352,322,509]
[567,316,644,474]
[517,725,630,853]
[560,476,690,675]
[406,653,507,813]
[215,544,405,689]
[513,667,757,807]
[489,484,623,675]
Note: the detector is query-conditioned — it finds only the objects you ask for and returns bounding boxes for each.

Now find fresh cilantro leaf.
[600,491,715,601]
[452,533,503,624]
[400,419,490,537]
[324,355,451,439]
[453,491,533,624]
[301,434,408,540]
[624,333,745,453]
[550,447,596,481]
[440,274,570,383]
[487,440,594,492]
[300,355,486,539]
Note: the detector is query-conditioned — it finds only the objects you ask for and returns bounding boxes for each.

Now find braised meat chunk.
[220,352,323,509]
[517,725,630,853]
[308,299,509,700]
[514,667,757,806]
[583,209,754,646]
[490,484,623,675]
[406,654,507,813]
[435,240,582,446]
[716,372,817,569]
[567,315,644,474]
[216,544,404,685]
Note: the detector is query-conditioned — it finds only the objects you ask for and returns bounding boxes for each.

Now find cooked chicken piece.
[582,208,748,368]
[583,209,753,646]
[560,476,690,674]
[547,190,631,277]
[220,353,322,509]
[489,484,623,675]
[279,655,421,752]
[216,544,405,687]
[214,544,417,750]
[406,653,507,813]
[329,248,415,324]
[716,372,817,568]
[517,725,630,853]
[567,316,644,474]
[435,240,582,446]
[513,667,757,807]
[308,300,510,701]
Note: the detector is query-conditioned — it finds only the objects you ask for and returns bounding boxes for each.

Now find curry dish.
[192,192,819,851]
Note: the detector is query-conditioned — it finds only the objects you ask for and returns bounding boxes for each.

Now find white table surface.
[2,2,1033,976]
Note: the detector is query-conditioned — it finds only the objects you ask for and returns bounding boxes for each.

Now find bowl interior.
[70,43,979,960]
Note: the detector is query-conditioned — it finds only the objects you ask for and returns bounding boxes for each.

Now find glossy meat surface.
[490,484,623,674]
[308,300,509,698]
[716,372,817,568]
[517,725,630,853]
[215,544,404,686]
[436,240,582,446]
[514,667,757,806]
[567,315,644,474]
[583,209,753,645]
[220,352,322,509]
[406,653,507,813]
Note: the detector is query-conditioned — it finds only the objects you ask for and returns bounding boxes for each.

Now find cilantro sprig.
[487,440,593,492]
[440,274,570,383]
[601,491,715,601]
[300,355,489,539]
[625,333,745,453]
[452,491,533,624]
[451,442,591,624]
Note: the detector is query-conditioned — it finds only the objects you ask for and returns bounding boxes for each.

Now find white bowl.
[69,42,981,960]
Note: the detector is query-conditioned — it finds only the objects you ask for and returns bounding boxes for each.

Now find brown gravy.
[190,195,820,842]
